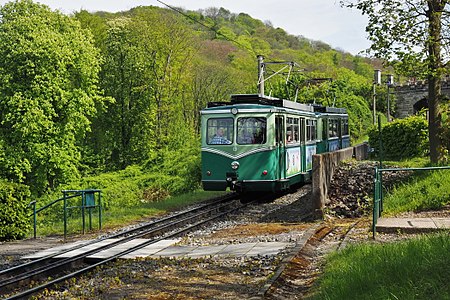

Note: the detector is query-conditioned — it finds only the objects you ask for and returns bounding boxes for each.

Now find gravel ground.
[2,160,449,299]
[2,186,322,299]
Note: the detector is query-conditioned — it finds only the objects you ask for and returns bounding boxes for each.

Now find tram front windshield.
[206,117,267,145]
[237,117,266,144]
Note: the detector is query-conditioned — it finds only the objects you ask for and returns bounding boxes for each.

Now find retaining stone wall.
[311,143,369,218]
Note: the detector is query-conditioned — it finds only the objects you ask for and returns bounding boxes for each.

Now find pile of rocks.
[326,161,410,218]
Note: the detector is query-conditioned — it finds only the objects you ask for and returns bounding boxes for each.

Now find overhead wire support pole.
[285,63,294,84]
[257,55,265,96]
[256,55,307,100]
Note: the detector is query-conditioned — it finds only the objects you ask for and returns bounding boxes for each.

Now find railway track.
[0,193,244,299]
[261,219,362,299]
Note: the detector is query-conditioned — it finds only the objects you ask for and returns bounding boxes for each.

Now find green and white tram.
[201,94,349,194]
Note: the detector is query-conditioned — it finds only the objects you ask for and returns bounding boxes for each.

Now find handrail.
[29,194,80,217]
[372,165,450,238]
[378,166,450,172]
[30,190,102,239]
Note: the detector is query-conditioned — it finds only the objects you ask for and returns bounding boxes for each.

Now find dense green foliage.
[76,5,377,168]
[0,180,31,240]
[312,233,450,300]
[0,0,105,195]
[0,1,389,239]
[368,115,429,160]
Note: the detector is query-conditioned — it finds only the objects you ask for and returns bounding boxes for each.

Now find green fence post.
[81,191,85,235]
[98,191,102,230]
[380,170,384,213]
[378,115,384,214]
[373,167,379,239]
[32,201,37,239]
[63,191,67,240]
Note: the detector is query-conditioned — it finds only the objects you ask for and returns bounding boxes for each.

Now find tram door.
[275,116,285,180]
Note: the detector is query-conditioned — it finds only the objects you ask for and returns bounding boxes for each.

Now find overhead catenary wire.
[156,0,259,58]
[155,0,332,102]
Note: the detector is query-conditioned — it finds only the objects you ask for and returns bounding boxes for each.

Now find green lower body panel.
[202,146,308,193]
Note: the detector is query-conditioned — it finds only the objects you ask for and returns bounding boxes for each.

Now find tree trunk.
[427,1,444,164]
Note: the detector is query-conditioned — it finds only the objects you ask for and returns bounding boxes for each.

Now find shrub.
[0,180,31,241]
[368,115,428,160]
[143,145,201,196]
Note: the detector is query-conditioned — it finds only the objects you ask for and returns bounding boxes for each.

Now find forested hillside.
[0,0,377,201]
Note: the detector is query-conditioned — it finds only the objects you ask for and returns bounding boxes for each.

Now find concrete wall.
[311,143,369,218]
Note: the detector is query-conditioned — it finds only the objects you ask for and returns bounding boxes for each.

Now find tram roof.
[206,94,346,114]
[230,94,314,112]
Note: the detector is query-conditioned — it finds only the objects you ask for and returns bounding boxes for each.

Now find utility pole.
[373,69,381,124]
[386,74,394,122]
[257,55,265,96]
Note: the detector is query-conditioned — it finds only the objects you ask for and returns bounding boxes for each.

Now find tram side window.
[300,118,305,142]
[207,118,233,145]
[286,117,299,144]
[328,119,338,138]
[306,119,317,141]
[342,119,349,136]
[237,117,267,144]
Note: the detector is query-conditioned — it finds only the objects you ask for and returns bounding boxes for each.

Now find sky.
[0,0,371,55]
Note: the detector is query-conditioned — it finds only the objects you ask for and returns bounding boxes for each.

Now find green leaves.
[345,0,448,162]
[368,115,429,160]
[0,180,31,241]
[0,0,104,195]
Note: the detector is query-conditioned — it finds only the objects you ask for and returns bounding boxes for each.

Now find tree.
[0,0,104,194]
[343,0,449,163]
[88,7,197,169]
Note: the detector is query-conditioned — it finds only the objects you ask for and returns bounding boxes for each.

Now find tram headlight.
[231,161,240,170]
[231,107,238,115]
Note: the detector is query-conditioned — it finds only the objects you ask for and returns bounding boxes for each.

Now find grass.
[31,190,227,237]
[383,169,450,214]
[310,156,450,299]
[310,232,450,300]
[379,157,450,214]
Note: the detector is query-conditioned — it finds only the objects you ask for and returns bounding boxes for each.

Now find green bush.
[368,115,428,160]
[0,180,31,241]
[151,146,201,195]
[38,146,202,215]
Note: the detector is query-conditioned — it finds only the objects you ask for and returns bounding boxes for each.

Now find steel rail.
[0,193,236,279]
[1,194,239,298]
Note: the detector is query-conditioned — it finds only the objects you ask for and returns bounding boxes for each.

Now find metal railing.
[29,189,102,239]
[372,166,450,238]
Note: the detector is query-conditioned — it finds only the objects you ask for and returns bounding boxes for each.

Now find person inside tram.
[239,130,254,144]
[210,128,231,144]
[286,131,293,143]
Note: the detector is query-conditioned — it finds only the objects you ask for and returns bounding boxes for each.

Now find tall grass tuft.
[384,169,450,214]
[311,233,450,300]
